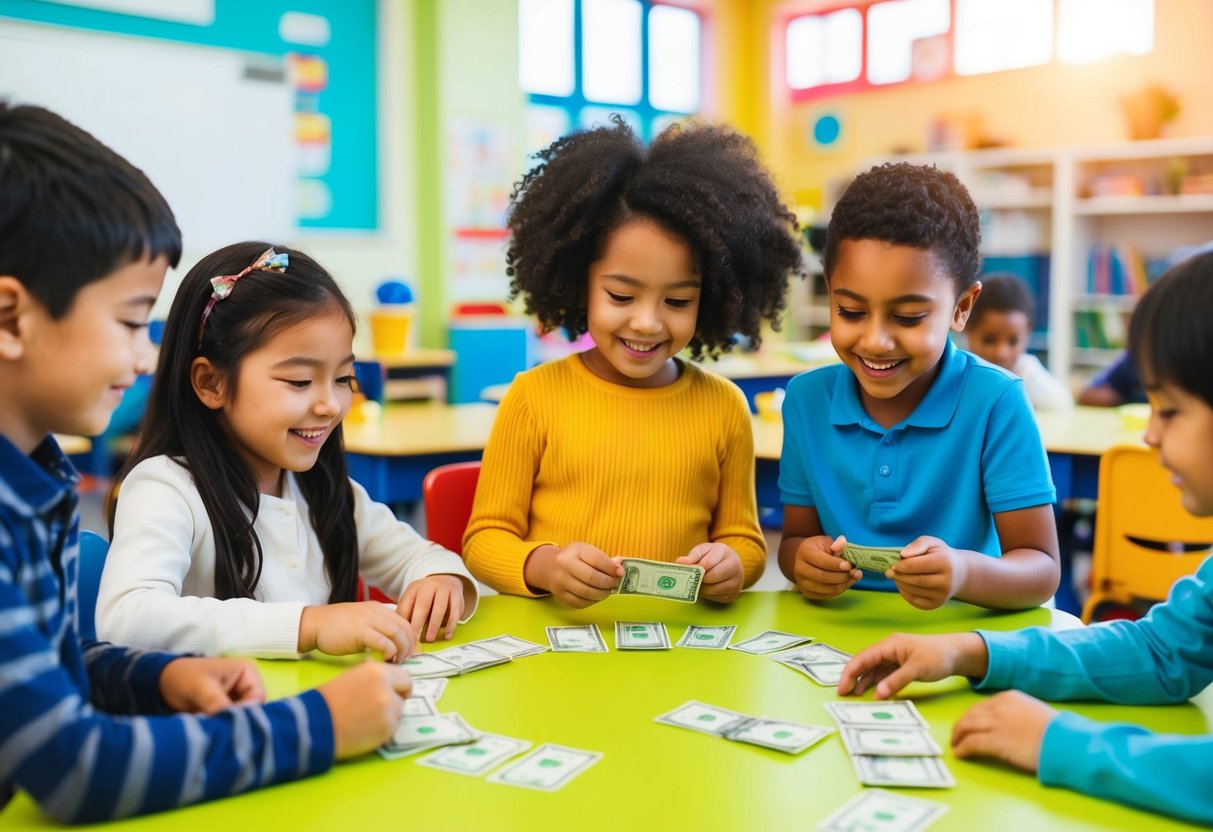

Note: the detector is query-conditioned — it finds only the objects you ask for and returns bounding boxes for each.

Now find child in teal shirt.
[838,251,1213,825]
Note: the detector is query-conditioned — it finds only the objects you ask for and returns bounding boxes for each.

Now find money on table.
[772,642,853,686]
[429,643,512,674]
[824,700,927,728]
[411,677,448,702]
[721,717,834,755]
[486,743,603,791]
[614,558,704,602]
[545,624,609,652]
[841,542,904,572]
[402,696,438,717]
[416,734,532,777]
[850,754,956,788]
[469,634,548,659]
[615,621,672,650]
[839,726,943,757]
[675,624,736,649]
[401,652,463,679]
[818,789,950,832]
[728,629,815,655]
[654,701,752,736]
[379,712,480,760]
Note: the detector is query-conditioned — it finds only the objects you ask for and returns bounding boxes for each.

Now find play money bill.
[545,624,609,652]
[416,734,532,777]
[728,630,814,655]
[614,558,704,602]
[675,624,737,650]
[842,542,904,572]
[487,743,602,791]
[819,789,950,832]
[615,621,672,650]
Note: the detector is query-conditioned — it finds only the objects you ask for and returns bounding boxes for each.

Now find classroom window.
[1057,0,1154,63]
[787,0,1154,98]
[519,0,702,149]
[954,0,1052,76]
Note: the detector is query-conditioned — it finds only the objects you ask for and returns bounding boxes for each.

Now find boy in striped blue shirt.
[0,102,413,823]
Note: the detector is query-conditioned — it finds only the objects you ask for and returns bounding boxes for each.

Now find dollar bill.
[545,624,609,652]
[470,635,548,659]
[653,701,753,737]
[728,629,815,655]
[429,643,512,674]
[416,734,532,776]
[614,620,672,650]
[400,652,463,679]
[486,743,602,791]
[850,755,956,788]
[842,542,904,572]
[411,677,448,702]
[819,789,950,832]
[824,700,927,728]
[840,726,943,757]
[675,624,737,650]
[402,696,438,717]
[721,717,834,755]
[772,642,853,686]
[378,712,479,760]
[614,558,704,603]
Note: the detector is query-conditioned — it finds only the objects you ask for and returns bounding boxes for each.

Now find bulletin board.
[0,0,378,232]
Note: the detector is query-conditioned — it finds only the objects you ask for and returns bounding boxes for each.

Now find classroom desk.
[692,339,840,411]
[4,591,1204,831]
[342,402,498,504]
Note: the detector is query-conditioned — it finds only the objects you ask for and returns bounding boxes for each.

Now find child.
[0,102,411,823]
[836,251,1213,825]
[778,163,1059,610]
[98,241,479,657]
[965,273,1072,412]
[463,118,803,607]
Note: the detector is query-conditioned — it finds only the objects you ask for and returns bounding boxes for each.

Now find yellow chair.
[1082,444,1213,623]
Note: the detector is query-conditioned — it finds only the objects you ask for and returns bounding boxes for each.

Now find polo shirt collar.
[829,339,965,430]
[0,433,79,518]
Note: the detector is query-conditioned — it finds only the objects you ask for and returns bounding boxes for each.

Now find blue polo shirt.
[778,339,1056,590]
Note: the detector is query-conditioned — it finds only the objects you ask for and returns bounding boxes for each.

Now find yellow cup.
[368,305,414,355]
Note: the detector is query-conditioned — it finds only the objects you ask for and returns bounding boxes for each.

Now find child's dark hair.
[823,162,981,294]
[108,242,360,603]
[0,101,181,317]
[1129,250,1213,408]
[505,116,803,359]
[969,273,1035,328]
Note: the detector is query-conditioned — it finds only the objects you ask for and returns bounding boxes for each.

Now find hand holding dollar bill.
[841,541,905,572]
[612,558,705,603]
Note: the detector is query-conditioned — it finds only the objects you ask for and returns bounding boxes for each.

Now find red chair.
[422,461,482,556]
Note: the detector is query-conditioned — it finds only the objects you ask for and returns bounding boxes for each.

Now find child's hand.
[298,602,416,662]
[317,662,413,760]
[887,536,969,610]
[159,657,265,714]
[952,691,1057,774]
[531,542,623,608]
[837,632,989,699]
[397,574,466,642]
[678,543,743,604]
[791,534,862,600]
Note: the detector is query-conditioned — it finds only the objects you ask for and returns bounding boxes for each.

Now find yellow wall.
[760,0,1213,213]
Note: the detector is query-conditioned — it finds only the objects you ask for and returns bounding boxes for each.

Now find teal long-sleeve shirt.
[975,555,1213,825]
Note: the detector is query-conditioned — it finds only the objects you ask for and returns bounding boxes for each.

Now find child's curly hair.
[505,116,804,359]
[822,162,982,294]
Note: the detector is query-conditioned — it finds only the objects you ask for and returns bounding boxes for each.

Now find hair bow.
[197,247,289,347]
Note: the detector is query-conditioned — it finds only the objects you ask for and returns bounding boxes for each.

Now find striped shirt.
[0,434,334,823]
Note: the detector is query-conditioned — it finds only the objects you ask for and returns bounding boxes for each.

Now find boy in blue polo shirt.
[0,102,411,823]
[778,163,1059,610]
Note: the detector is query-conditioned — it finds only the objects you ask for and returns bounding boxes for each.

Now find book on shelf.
[1072,308,1132,350]
[1084,244,1170,295]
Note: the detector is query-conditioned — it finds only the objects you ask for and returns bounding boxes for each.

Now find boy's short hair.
[0,101,181,318]
[969,273,1035,328]
[823,162,981,294]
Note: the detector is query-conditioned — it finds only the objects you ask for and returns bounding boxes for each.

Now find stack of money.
[545,624,609,652]
[614,621,671,649]
[403,633,548,679]
[824,701,955,788]
[818,789,949,832]
[655,700,834,755]
[378,712,481,760]
[771,642,853,686]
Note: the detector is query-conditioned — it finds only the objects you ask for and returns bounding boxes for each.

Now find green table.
[4,592,1207,830]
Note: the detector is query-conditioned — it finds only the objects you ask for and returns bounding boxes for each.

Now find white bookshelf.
[856,138,1213,386]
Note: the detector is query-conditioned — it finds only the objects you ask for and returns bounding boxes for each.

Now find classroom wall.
[760,0,1213,213]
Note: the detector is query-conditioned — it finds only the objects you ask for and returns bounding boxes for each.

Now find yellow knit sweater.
[463,353,766,597]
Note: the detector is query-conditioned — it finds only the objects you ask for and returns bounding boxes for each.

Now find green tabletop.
[4,592,1207,830]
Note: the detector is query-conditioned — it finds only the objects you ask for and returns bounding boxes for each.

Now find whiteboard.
[0,20,295,255]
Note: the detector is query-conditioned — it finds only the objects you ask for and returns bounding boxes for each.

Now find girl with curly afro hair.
[463,117,803,608]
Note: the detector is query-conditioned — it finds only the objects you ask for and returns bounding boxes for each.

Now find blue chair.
[77,530,109,641]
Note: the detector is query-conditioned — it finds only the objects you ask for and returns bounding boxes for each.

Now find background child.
[778,163,1059,610]
[463,117,803,607]
[99,241,478,657]
[836,251,1213,825]
[0,102,411,823]
[965,273,1072,412]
